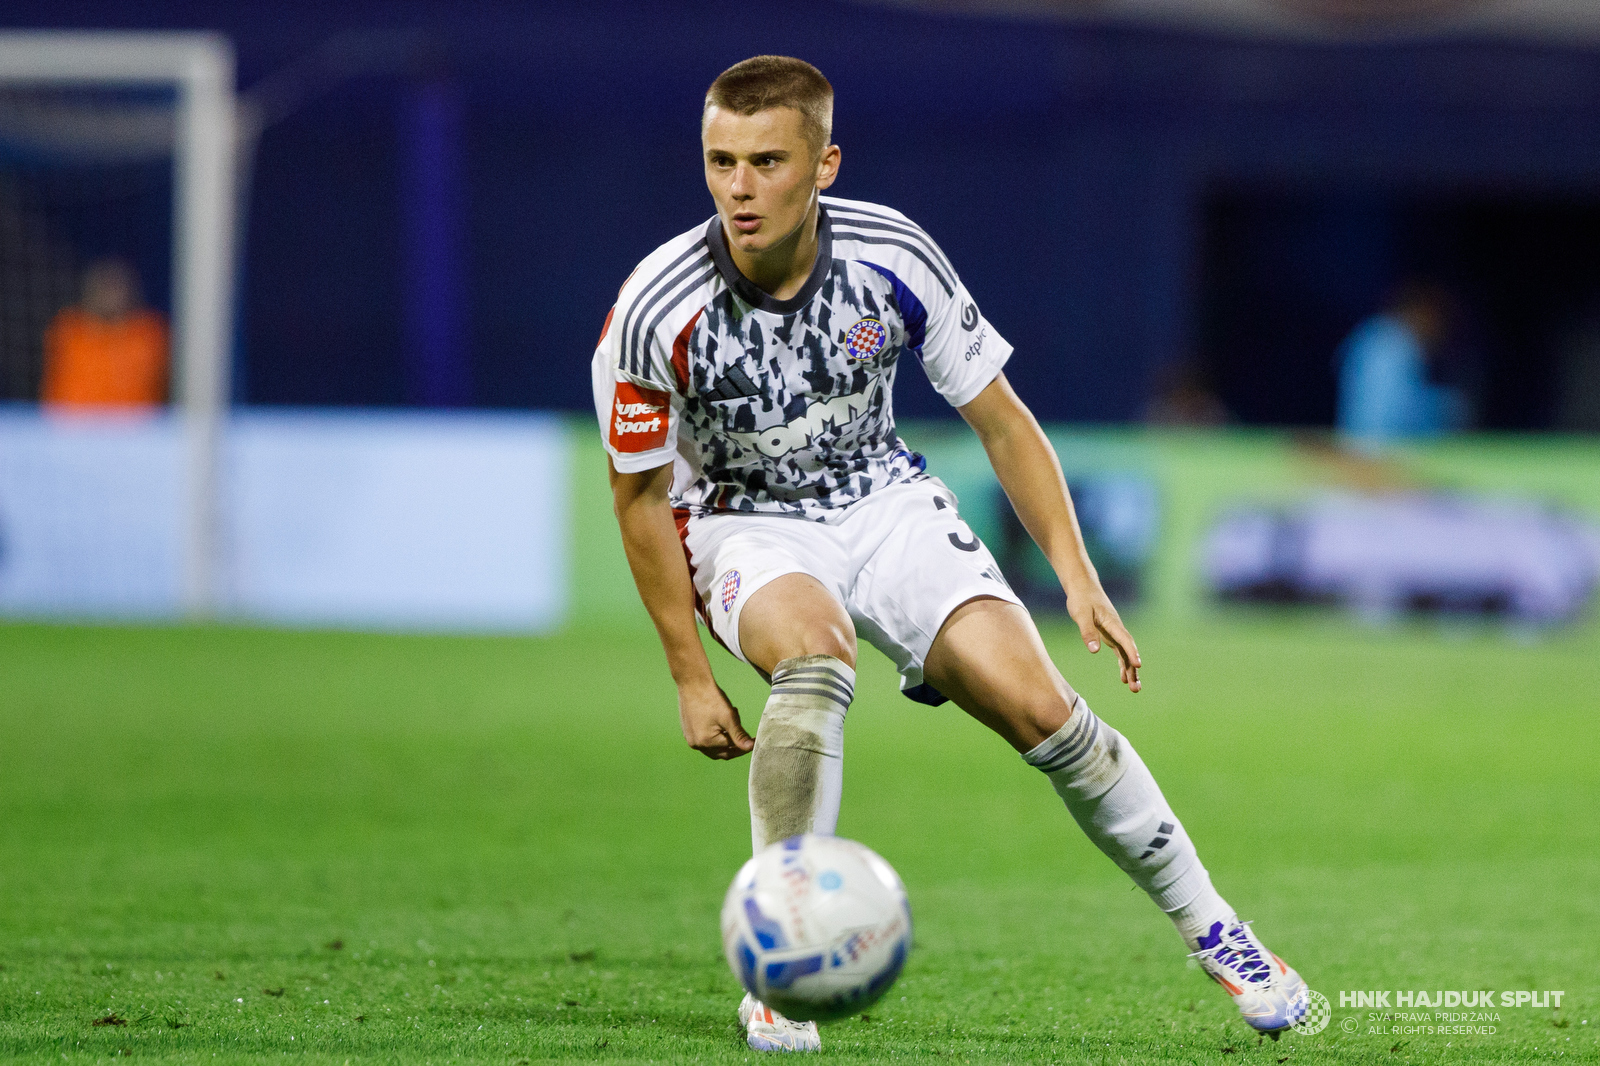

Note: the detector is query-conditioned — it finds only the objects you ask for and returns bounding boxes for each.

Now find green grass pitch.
[1,613,1595,1064]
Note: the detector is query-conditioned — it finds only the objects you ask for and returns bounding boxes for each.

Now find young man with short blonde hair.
[594,55,1308,1053]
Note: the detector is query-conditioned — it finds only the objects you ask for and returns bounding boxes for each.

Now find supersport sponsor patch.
[721,570,742,613]
[610,380,670,452]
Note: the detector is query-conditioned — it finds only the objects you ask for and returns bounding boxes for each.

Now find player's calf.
[1023,695,1220,919]
[1023,697,1310,1032]
[748,654,853,852]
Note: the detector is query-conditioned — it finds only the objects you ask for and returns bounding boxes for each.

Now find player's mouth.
[731,212,762,233]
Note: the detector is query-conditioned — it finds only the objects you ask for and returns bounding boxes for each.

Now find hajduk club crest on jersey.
[721,570,742,613]
[844,317,887,362]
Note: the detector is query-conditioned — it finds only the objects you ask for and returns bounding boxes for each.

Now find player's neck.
[725,201,820,303]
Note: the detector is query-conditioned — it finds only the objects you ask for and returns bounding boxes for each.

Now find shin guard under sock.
[1024,696,1234,948]
[748,654,853,853]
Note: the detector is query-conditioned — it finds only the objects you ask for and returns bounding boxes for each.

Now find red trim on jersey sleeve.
[670,308,703,393]
[596,265,639,347]
[609,381,670,452]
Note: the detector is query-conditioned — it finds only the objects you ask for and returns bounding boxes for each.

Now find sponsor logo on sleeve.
[960,301,979,331]
[963,325,986,362]
[610,381,670,452]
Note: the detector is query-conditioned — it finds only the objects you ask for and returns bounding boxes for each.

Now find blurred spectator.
[40,258,169,411]
[1336,280,1467,447]
[1144,358,1229,426]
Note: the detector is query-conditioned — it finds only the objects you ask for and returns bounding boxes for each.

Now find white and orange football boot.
[738,993,820,1052]
[1190,920,1309,1035]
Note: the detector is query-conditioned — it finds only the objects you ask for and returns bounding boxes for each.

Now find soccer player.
[594,56,1308,1053]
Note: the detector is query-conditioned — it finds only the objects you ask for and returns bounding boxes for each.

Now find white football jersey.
[592,196,1011,522]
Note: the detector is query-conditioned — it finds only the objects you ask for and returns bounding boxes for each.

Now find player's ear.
[815,143,840,191]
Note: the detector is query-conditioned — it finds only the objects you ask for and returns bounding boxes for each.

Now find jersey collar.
[705,206,832,315]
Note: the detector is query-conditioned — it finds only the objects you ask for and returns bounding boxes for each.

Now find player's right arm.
[608,460,753,760]
[593,248,752,760]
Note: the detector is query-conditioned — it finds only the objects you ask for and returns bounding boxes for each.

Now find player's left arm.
[956,371,1142,691]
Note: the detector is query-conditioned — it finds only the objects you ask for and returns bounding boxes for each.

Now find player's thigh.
[739,573,857,676]
[844,480,1017,688]
[845,480,1075,752]
[922,596,1078,754]
[686,514,853,676]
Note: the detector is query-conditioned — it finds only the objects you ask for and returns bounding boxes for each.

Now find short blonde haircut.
[704,55,834,157]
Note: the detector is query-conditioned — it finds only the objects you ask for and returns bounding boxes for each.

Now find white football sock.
[1023,696,1235,950]
[748,654,853,853]
[1167,883,1237,951]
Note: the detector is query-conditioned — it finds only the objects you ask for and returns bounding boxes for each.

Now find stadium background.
[2,1,1598,1062]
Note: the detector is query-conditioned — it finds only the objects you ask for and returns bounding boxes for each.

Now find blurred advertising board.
[565,423,1600,632]
[0,408,567,630]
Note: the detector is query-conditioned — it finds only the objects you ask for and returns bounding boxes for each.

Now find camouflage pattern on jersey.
[679,256,925,518]
[594,197,1012,524]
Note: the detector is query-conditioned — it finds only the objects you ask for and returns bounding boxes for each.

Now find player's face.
[703,106,839,257]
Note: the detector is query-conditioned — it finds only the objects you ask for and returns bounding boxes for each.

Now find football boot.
[739,992,821,1052]
[1190,919,1309,1035]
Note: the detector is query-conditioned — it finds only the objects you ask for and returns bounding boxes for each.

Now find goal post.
[0,31,238,615]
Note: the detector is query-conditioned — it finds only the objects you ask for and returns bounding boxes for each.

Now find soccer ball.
[720,834,912,1023]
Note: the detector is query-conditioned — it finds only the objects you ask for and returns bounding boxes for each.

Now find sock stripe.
[1028,708,1101,774]
[771,672,853,705]
[1038,701,1095,754]
[769,685,852,706]
[772,669,852,692]
[1034,722,1098,774]
[774,668,852,688]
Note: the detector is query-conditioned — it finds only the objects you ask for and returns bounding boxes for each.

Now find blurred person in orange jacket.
[41,257,169,410]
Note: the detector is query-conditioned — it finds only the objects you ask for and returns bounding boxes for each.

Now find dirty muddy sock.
[748,654,853,853]
[1022,696,1221,942]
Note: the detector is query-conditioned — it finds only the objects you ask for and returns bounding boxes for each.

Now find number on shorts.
[932,495,980,551]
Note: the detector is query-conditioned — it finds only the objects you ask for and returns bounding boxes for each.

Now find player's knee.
[796,621,856,669]
[1015,685,1076,748]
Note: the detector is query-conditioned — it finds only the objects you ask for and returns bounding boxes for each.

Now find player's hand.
[1065,579,1142,692]
[677,678,755,760]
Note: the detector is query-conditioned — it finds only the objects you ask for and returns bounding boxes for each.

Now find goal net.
[0,32,236,616]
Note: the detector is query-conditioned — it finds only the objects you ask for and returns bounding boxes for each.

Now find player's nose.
[729,163,755,197]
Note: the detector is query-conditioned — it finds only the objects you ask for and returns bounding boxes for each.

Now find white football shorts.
[681,477,1024,705]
